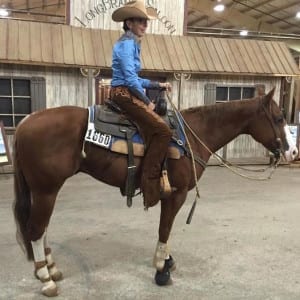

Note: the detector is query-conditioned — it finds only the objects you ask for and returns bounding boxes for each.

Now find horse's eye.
[274,115,284,123]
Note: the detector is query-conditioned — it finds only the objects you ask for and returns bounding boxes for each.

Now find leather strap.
[121,127,136,207]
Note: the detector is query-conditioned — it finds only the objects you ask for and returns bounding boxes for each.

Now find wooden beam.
[188,0,287,33]
[239,0,276,13]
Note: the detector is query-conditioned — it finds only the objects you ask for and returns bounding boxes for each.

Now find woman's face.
[126,18,148,38]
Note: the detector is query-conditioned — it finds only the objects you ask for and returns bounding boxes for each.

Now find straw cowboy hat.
[112,0,158,22]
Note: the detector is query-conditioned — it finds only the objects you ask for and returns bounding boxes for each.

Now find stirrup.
[160,170,176,198]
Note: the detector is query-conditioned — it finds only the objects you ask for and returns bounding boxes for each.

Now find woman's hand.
[159,82,172,91]
[148,102,155,111]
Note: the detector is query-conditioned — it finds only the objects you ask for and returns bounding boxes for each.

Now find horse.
[13,88,298,296]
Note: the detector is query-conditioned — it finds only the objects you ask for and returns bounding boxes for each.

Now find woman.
[111,1,172,209]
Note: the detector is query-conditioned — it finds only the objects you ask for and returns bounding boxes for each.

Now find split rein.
[165,92,282,224]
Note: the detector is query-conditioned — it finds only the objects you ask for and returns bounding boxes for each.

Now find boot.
[142,178,160,208]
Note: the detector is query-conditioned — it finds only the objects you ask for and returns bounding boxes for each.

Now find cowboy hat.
[112,0,158,22]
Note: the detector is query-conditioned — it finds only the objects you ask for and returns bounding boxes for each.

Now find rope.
[165,92,280,223]
[166,92,280,181]
[165,92,200,224]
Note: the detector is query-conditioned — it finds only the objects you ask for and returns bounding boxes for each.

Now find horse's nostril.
[292,149,298,158]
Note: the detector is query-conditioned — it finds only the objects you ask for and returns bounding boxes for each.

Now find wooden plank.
[141,34,154,70]
[271,41,297,75]
[227,39,249,73]
[234,39,256,74]
[241,40,263,74]
[187,36,208,72]
[90,29,106,67]
[212,38,232,73]
[264,41,286,75]
[171,35,191,71]
[29,22,42,62]
[163,35,182,71]
[194,37,215,72]
[218,38,240,73]
[256,41,279,74]
[203,37,224,72]
[277,42,300,75]
[110,30,120,45]
[7,20,19,61]
[153,35,172,71]
[19,21,30,61]
[51,25,64,64]
[100,29,113,68]
[0,20,8,59]
[71,26,85,66]
[180,36,199,72]
[145,34,163,71]
[249,40,269,74]
[61,25,74,65]
[40,23,53,63]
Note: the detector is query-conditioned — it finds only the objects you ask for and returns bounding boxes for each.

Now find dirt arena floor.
[1,165,300,300]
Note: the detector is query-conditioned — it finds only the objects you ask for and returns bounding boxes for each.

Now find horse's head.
[247,88,298,162]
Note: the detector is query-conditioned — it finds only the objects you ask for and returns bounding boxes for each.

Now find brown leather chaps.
[110,86,172,208]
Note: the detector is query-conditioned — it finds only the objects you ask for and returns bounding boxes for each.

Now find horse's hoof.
[41,281,58,297]
[50,270,63,282]
[165,255,176,272]
[155,269,171,286]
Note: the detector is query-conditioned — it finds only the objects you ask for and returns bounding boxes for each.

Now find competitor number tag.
[85,124,112,148]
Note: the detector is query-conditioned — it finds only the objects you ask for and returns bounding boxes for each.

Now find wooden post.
[80,68,101,106]
[174,73,191,110]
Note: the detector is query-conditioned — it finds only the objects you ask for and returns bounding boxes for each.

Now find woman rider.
[110,1,172,209]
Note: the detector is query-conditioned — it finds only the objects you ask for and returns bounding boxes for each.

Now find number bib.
[85,122,112,148]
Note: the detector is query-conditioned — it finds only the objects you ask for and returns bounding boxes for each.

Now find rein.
[166,93,281,224]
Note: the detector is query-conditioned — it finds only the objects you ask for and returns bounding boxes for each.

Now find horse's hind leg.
[29,191,59,297]
[44,229,63,281]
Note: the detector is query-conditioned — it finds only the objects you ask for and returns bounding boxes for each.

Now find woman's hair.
[123,19,131,32]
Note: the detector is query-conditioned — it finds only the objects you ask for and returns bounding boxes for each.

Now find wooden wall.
[0,61,283,167]
[70,0,185,35]
[0,63,92,169]
[0,63,91,108]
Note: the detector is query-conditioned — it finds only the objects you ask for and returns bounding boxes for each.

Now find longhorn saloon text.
[74,0,176,34]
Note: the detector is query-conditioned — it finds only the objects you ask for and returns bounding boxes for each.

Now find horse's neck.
[182,99,259,154]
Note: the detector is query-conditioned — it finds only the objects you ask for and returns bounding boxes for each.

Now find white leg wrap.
[153,241,169,271]
[46,253,59,277]
[44,228,49,248]
[31,232,46,262]
[46,253,54,266]
[36,265,50,281]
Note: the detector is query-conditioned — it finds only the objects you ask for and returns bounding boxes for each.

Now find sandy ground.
[1,165,300,300]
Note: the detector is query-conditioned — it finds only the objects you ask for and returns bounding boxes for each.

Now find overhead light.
[296,11,300,19]
[0,7,10,17]
[214,4,225,12]
[240,30,248,36]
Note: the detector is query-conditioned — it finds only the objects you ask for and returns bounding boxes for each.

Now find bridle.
[261,101,285,161]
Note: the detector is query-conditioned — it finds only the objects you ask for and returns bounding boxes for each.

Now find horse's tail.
[13,136,34,261]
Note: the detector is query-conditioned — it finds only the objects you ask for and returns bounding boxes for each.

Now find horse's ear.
[262,87,275,106]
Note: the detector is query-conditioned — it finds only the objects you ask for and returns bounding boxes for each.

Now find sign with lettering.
[73,0,178,35]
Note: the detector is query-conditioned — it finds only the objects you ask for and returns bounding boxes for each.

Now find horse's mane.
[181,97,260,121]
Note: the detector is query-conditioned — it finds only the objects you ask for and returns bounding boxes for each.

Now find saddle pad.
[84,106,184,159]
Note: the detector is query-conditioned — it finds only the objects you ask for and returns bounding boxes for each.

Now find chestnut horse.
[13,89,298,296]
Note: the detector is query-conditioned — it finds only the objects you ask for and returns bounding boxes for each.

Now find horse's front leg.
[153,189,188,285]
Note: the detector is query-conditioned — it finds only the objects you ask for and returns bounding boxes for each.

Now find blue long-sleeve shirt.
[111,31,159,105]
